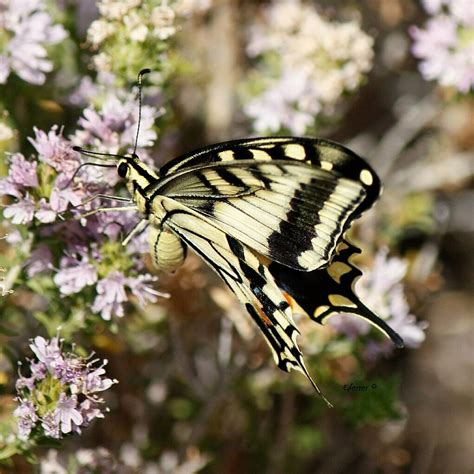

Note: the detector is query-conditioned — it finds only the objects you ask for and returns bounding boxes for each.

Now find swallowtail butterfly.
[74,71,404,404]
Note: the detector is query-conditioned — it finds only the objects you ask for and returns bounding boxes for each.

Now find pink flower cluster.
[0,127,82,226]
[1,91,164,320]
[14,336,117,440]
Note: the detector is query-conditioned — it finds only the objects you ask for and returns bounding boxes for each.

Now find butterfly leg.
[57,194,133,221]
[76,206,138,220]
[122,219,148,246]
[73,194,132,210]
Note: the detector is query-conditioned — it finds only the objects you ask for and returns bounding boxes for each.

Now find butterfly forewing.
[149,137,380,272]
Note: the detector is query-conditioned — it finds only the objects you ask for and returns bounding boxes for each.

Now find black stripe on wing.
[269,239,404,348]
[159,137,381,215]
[154,161,367,272]
[162,204,332,404]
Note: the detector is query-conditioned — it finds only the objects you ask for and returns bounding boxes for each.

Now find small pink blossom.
[127,274,162,307]
[49,183,83,213]
[0,178,22,199]
[3,196,35,225]
[54,260,98,296]
[30,336,63,372]
[83,361,116,393]
[13,400,38,440]
[56,393,83,434]
[35,199,56,223]
[28,126,80,176]
[72,92,158,155]
[9,153,38,188]
[91,271,128,320]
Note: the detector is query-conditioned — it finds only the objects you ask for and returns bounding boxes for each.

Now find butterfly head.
[117,159,129,179]
[115,153,160,199]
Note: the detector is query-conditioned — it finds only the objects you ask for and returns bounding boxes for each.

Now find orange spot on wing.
[283,291,296,309]
[256,304,273,326]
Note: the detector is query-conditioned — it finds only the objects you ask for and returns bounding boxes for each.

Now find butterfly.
[74,71,404,404]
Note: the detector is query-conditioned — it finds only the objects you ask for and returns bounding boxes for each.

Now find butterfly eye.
[117,162,128,178]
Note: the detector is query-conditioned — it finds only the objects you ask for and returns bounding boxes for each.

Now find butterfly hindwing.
[158,197,331,403]
[269,239,404,348]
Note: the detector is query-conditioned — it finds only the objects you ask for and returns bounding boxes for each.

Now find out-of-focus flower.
[0,121,14,141]
[39,450,67,474]
[0,0,67,85]
[0,265,13,297]
[244,70,321,136]
[14,336,117,441]
[40,445,187,474]
[175,0,212,16]
[154,448,210,474]
[410,0,474,93]
[150,4,176,40]
[75,447,121,473]
[330,249,427,358]
[86,0,179,83]
[244,0,374,134]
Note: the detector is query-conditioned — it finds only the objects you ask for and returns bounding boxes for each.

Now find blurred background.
[0,0,473,472]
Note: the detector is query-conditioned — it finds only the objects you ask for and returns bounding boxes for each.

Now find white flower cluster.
[244,0,374,135]
[175,0,212,16]
[410,0,474,93]
[88,0,176,46]
[0,0,67,85]
[87,0,177,74]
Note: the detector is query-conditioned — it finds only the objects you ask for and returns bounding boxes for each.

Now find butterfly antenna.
[72,146,128,161]
[60,162,116,190]
[132,68,151,157]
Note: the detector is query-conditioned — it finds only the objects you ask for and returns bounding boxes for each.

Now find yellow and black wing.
[146,137,403,396]
[151,137,381,271]
[270,239,404,348]
[157,196,332,404]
